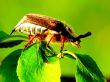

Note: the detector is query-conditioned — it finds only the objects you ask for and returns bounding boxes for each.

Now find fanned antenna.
[77,32,91,39]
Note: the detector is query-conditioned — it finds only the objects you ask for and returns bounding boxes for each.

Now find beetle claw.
[57,52,63,58]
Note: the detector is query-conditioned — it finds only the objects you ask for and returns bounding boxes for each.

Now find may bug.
[11,13,91,57]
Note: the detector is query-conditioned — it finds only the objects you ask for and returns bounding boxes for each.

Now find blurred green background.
[0,0,110,79]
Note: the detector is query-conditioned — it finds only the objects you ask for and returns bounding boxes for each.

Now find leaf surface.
[0,31,9,41]
[17,42,61,82]
[0,49,22,82]
[75,54,106,82]
[0,40,24,48]
[63,51,106,82]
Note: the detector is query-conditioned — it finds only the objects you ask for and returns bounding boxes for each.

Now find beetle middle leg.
[45,34,55,56]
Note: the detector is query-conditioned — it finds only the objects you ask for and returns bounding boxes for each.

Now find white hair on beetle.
[15,22,48,35]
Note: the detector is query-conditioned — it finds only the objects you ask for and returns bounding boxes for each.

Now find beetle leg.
[23,34,37,49]
[61,35,65,52]
[57,35,65,58]
[47,34,54,45]
[45,34,55,56]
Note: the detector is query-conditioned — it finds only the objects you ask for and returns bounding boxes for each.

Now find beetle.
[11,13,91,57]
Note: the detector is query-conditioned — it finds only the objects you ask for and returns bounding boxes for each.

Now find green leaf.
[0,40,25,48]
[0,49,22,82]
[0,31,9,41]
[17,42,61,82]
[63,51,76,59]
[10,35,28,39]
[75,54,106,82]
[0,31,27,48]
[63,51,106,82]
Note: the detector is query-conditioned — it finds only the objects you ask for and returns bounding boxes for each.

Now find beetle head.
[70,32,91,48]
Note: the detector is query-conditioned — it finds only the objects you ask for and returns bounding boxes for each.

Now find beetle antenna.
[77,32,91,39]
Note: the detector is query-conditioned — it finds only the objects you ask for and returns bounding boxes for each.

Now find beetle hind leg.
[23,34,37,50]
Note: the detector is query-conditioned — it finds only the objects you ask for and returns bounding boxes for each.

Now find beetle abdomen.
[15,22,47,35]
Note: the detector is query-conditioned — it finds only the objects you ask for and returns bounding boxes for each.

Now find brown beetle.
[11,13,91,57]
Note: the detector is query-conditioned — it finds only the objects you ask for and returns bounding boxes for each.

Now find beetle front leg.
[57,35,65,58]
